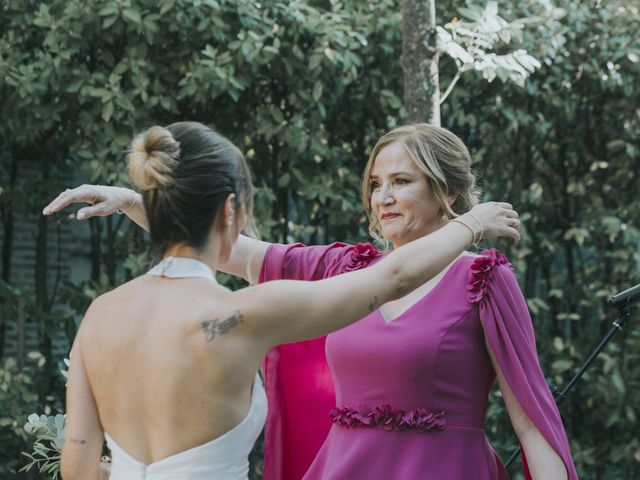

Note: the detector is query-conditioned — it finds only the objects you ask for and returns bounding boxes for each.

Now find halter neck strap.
[146,256,216,282]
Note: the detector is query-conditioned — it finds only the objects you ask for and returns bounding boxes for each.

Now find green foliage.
[1,0,639,478]
[438,1,550,85]
[20,355,69,479]
[0,357,44,476]
[20,413,65,480]
[0,0,404,245]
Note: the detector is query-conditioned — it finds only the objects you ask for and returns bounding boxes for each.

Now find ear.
[220,193,237,228]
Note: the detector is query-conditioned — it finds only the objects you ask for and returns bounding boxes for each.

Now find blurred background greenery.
[1,0,638,478]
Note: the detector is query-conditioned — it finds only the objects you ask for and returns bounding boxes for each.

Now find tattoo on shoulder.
[66,436,86,445]
[368,295,379,312]
[201,311,245,342]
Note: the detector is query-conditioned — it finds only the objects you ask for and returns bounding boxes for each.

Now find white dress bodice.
[105,256,268,480]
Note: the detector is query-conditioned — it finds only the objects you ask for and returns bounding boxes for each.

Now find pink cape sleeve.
[259,242,381,480]
[469,249,579,479]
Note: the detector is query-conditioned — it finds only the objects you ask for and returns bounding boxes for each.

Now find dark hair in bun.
[127,121,254,252]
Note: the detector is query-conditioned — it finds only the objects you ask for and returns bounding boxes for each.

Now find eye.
[370,181,381,191]
[394,178,409,185]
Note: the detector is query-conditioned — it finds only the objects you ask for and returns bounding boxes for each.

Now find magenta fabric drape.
[473,250,578,479]
[259,242,381,480]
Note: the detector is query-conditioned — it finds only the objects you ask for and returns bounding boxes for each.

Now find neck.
[163,243,219,275]
[391,218,449,249]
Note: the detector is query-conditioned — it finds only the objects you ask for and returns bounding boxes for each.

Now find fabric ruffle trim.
[344,243,382,272]
[330,404,446,432]
[467,248,512,304]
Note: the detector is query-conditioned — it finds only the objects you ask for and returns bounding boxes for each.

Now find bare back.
[79,275,263,463]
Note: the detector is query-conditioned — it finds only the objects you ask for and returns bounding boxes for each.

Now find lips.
[380,213,401,221]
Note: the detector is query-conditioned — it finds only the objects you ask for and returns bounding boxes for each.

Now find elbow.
[389,264,413,300]
[513,415,540,444]
[512,416,534,439]
[515,424,536,446]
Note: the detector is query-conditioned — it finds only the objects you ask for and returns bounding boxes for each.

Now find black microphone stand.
[503,283,640,472]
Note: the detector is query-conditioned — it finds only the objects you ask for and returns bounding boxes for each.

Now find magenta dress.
[260,243,578,480]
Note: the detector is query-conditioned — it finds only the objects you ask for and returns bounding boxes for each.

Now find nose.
[380,183,395,205]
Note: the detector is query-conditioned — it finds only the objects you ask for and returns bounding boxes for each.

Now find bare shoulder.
[174,282,255,345]
[80,276,144,317]
[78,290,111,327]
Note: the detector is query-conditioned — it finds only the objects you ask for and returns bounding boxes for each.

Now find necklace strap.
[146,256,216,282]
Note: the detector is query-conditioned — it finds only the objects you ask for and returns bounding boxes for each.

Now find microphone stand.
[503,283,640,472]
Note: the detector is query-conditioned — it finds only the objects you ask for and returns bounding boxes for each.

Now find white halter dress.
[105,256,268,480]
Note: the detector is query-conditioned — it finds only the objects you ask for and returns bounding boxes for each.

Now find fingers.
[77,204,112,220]
[504,212,519,224]
[42,191,70,216]
[498,215,521,241]
[506,226,521,241]
[500,210,521,240]
[42,185,95,216]
[479,206,522,241]
[485,225,520,242]
[494,202,513,210]
[506,217,520,228]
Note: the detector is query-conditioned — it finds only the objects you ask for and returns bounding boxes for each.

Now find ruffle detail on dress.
[330,404,446,432]
[467,248,512,304]
[344,243,382,272]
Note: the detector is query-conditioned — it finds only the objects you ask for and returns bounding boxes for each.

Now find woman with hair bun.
[55,122,520,480]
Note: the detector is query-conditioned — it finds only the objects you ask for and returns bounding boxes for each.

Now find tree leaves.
[437,1,551,96]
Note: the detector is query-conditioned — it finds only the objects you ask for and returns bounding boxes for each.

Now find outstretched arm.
[43,185,269,282]
[241,203,520,347]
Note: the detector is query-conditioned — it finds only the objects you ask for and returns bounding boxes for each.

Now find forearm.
[519,428,568,480]
[61,464,101,480]
[380,220,473,298]
[60,444,102,480]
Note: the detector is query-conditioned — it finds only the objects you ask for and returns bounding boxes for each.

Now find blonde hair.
[128,126,181,191]
[361,123,480,239]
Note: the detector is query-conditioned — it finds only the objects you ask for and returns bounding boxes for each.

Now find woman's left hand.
[42,185,135,220]
[463,201,521,242]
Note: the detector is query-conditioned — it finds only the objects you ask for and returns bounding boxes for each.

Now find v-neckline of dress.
[377,253,470,324]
